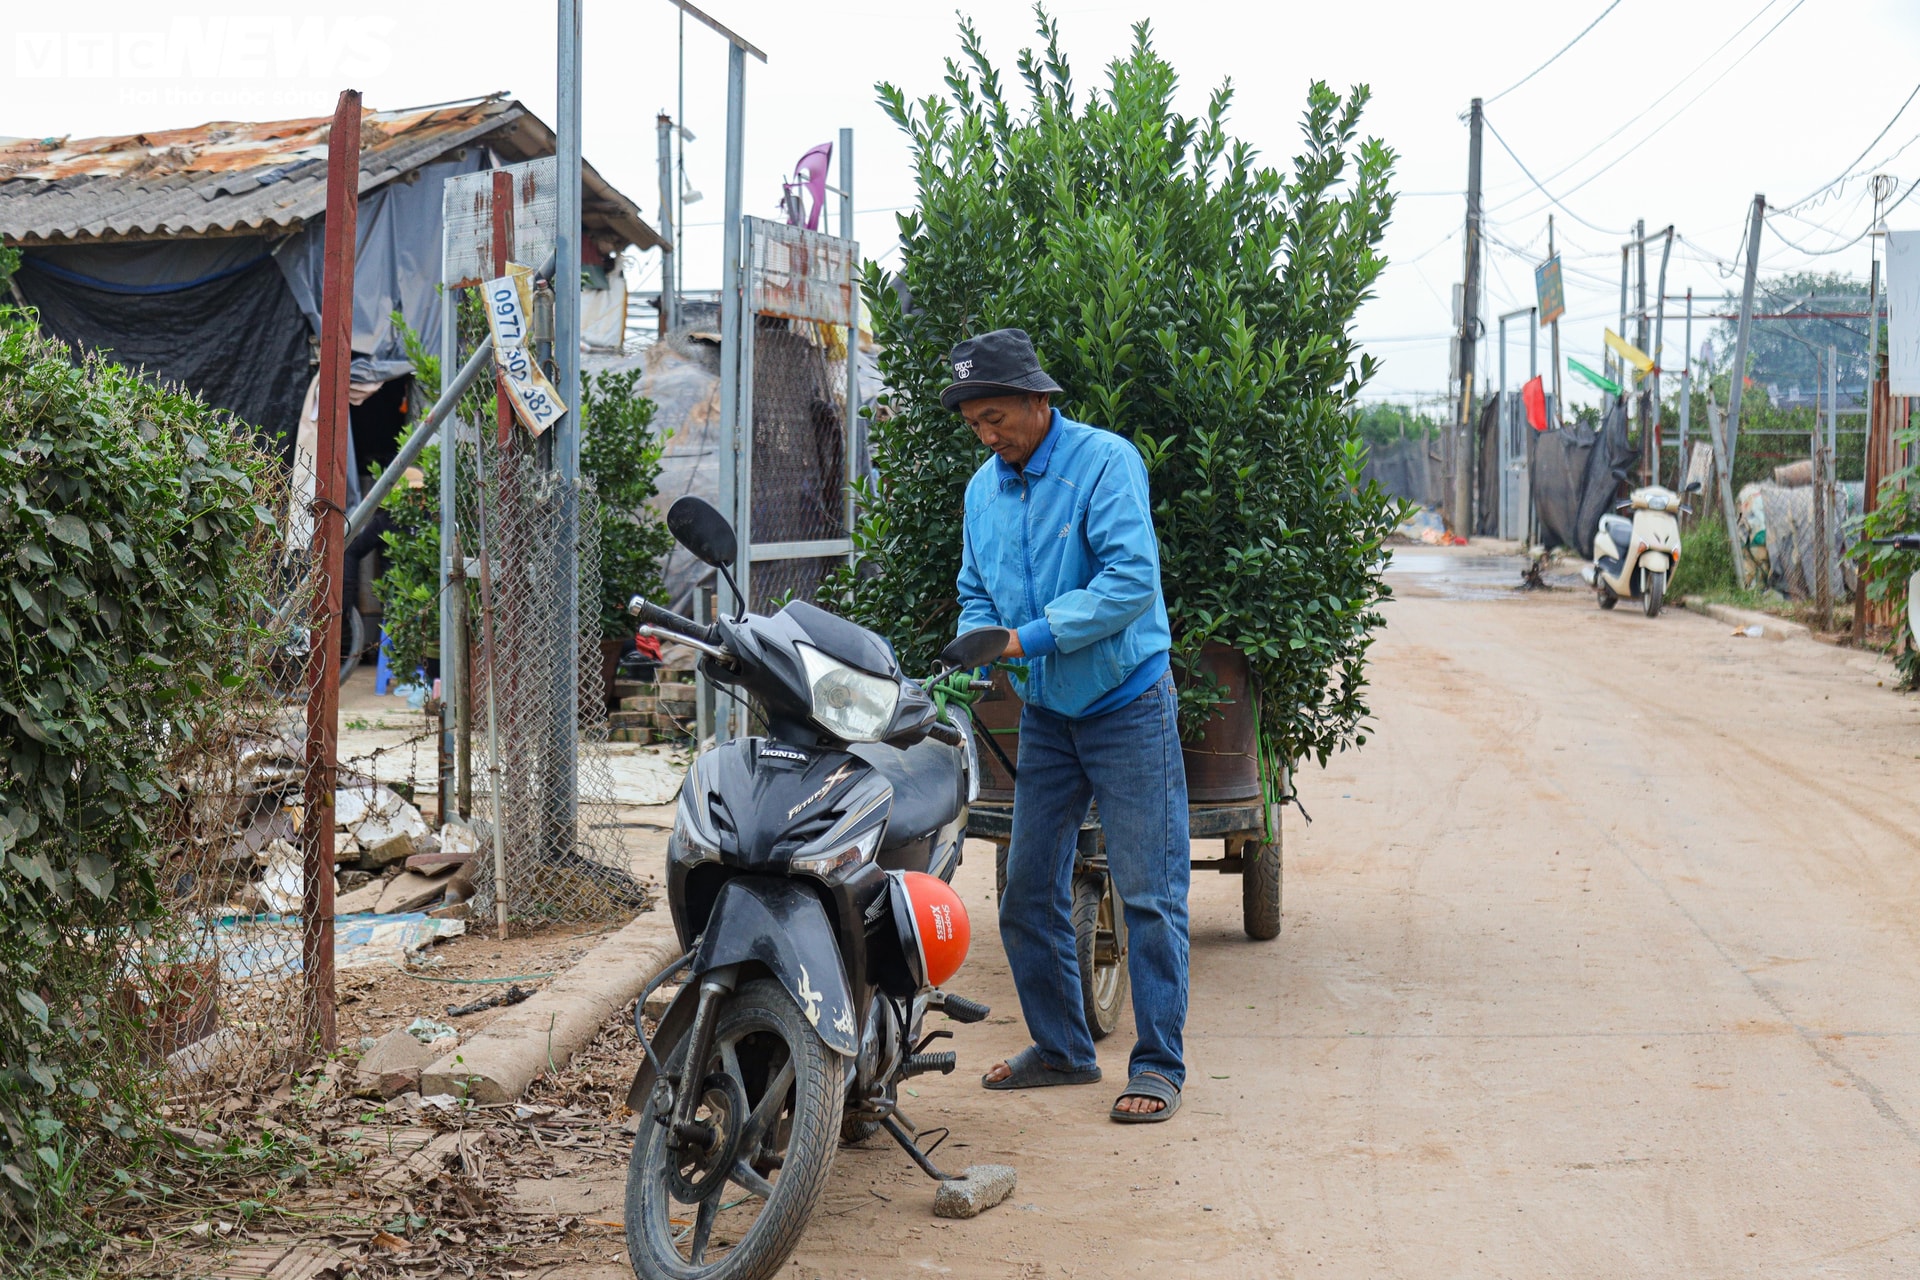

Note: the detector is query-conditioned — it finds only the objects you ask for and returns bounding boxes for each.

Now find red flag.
[1522,375,1549,430]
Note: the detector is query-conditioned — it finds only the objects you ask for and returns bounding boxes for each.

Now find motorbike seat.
[1599,514,1633,550]
[848,736,966,852]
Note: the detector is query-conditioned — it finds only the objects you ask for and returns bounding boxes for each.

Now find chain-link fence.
[457,431,649,925]
[747,322,852,611]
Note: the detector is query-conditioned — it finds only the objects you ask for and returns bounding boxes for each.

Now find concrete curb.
[1680,596,1811,642]
[421,910,680,1104]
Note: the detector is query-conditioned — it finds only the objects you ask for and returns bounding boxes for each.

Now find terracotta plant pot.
[1177,642,1261,802]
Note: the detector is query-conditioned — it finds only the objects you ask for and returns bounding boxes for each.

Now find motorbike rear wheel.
[1642,570,1665,618]
[1596,583,1618,610]
[625,978,844,1280]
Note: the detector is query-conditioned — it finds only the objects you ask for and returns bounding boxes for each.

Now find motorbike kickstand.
[880,1114,956,1182]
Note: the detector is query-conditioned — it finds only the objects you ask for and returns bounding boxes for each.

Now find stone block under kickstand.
[932,1164,1017,1218]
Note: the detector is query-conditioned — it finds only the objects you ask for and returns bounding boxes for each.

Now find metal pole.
[469,415,510,941]
[438,219,459,826]
[1706,383,1747,589]
[1456,97,1484,537]
[302,89,359,1055]
[1651,226,1673,484]
[677,6,686,312]
[839,126,858,568]
[1499,311,1509,540]
[1548,215,1563,427]
[1635,218,1649,476]
[1823,342,1838,619]
[345,337,493,542]
[1725,194,1767,475]
[556,0,583,483]
[657,113,676,335]
[554,0,584,857]
[715,40,748,739]
[1617,245,1629,388]
[1680,289,1693,493]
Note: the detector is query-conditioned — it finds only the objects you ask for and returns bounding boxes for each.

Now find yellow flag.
[1604,328,1655,376]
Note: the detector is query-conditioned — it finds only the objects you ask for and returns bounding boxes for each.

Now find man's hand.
[1003,630,1024,659]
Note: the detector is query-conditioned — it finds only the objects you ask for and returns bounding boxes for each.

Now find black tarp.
[1360,434,1442,508]
[1475,396,1501,537]
[275,149,485,384]
[16,248,312,449]
[1529,401,1634,558]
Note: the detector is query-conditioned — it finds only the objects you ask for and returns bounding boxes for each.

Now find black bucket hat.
[939,328,1064,411]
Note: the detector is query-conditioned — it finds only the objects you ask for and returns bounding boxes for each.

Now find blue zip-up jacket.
[956,410,1171,719]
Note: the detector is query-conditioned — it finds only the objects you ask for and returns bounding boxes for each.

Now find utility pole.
[1617,243,1629,388]
[1548,214,1563,426]
[1679,288,1693,492]
[1650,226,1672,483]
[1455,98,1484,536]
[1635,217,1649,472]
[1725,194,1767,478]
[656,113,676,335]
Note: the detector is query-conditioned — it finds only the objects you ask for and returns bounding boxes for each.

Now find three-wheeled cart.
[962,797,1281,1039]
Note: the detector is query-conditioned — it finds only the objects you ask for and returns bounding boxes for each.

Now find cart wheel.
[1074,873,1128,1040]
[1241,836,1282,940]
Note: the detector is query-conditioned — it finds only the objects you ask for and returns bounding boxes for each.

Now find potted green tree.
[828,12,1403,808]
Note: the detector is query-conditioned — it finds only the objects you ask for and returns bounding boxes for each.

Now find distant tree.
[1351,401,1444,445]
[1708,271,1870,402]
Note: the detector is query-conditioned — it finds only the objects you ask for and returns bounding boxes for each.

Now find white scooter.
[1581,480,1700,617]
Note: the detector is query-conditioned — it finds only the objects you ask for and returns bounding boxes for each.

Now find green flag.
[1567,358,1621,396]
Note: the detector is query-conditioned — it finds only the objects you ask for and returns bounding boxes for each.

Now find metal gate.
[710,215,860,739]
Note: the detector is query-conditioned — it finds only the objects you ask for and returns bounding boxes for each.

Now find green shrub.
[0,312,272,1253]
[827,11,1402,775]
[1854,411,1920,688]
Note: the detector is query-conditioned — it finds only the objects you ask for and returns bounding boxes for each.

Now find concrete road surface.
[776,545,1920,1278]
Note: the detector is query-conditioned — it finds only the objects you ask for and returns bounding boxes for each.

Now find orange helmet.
[885,870,971,990]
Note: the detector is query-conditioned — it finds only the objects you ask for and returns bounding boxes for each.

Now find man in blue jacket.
[945,328,1189,1123]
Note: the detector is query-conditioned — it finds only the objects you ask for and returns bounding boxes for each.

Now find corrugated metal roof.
[0,95,662,253]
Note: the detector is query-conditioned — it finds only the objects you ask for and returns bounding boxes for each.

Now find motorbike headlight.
[791,824,883,878]
[797,643,899,742]
[1647,494,1668,511]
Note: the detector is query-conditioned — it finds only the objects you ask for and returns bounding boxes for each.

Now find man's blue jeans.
[1000,670,1190,1088]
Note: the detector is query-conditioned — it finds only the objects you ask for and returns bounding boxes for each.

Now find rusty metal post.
[302,88,360,1055]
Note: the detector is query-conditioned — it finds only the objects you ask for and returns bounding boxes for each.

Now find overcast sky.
[11,0,1920,414]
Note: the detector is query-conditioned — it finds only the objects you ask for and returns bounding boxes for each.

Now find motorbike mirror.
[667,496,738,568]
[939,627,1011,672]
[1684,479,1703,493]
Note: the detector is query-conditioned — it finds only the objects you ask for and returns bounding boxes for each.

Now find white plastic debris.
[407,1016,458,1046]
[440,820,480,856]
[257,838,303,914]
[337,784,431,850]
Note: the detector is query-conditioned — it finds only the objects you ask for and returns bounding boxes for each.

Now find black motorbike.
[620,496,1004,1280]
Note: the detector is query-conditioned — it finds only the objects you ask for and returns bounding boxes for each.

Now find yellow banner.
[1604,328,1655,377]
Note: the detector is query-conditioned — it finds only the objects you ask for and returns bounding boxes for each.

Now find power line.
[1485,0,1786,217]
[1479,115,1630,235]
[1484,0,1623,106]
[1779,82,1920,212]
[1769,178,1917,256]
[1501,0,1808,227]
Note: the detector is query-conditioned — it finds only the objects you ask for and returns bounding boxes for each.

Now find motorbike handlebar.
[628,596,721,647]
[925,721,964,748]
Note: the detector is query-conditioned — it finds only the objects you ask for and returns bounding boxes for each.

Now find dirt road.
[545,545,1920,1277]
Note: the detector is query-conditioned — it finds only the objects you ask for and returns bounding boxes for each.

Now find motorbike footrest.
[936,993,990,1024]
[901,1051,957,1078]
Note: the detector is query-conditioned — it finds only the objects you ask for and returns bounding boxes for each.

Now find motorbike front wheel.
[625,978,845,1280]
[1642,569,1665,618]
